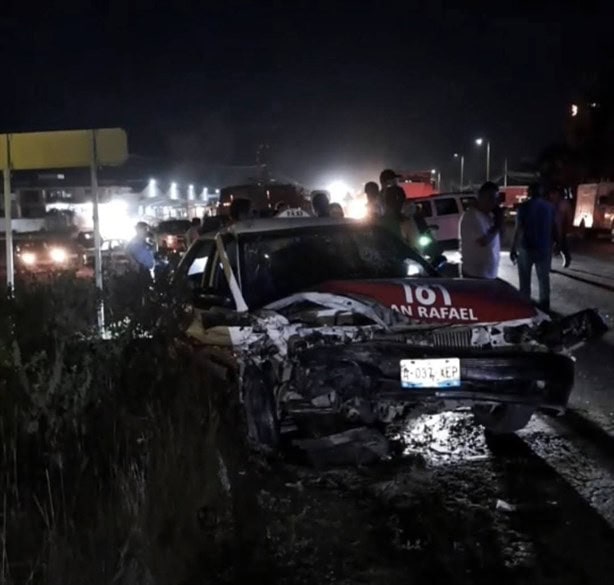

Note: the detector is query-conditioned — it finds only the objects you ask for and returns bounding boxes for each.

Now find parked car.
[78,232,131,270]
[15,237,86,275]
[411,193,477,247]
[175,217,605,448]
[154,220,191,255]
[573,182,614,236]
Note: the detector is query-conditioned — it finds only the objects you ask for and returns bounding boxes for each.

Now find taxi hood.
[312,278,537,325]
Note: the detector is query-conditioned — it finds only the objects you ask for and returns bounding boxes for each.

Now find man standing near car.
[311,191,331,218]
[459,182,501,279]
[185,217,201,247]
[379,169,400,192]
[127,221,156,280]
[510,182,558,312]
[364,181,383,219]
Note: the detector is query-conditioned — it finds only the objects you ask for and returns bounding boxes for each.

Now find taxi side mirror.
[192,286,234,310]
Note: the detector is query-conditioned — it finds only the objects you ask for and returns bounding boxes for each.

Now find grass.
[0,272,269,584]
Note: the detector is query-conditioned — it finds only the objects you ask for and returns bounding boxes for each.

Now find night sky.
[1,1,613,188]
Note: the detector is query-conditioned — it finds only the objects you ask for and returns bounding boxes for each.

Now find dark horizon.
[1,1,613,189]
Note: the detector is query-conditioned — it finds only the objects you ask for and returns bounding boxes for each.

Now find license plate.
[400,358,461,389]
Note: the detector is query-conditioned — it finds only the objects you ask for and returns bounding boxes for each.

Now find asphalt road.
[4,234,614,583]
[277,237,614,584]
[497,239,614,436]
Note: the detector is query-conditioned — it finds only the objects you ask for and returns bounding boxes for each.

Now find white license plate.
[400,358,461,389]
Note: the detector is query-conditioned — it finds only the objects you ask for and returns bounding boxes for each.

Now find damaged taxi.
[177,217,606,447]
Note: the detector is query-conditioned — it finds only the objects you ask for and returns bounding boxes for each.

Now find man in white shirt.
[460,182,501,279]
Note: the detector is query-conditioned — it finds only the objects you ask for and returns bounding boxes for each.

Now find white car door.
[430,197,462,242]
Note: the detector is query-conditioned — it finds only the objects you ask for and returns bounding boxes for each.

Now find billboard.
[0,128,128,170]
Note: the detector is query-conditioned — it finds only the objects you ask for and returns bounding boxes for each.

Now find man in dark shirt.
[228,198,252,223]
[311,191,331,218]
[127,222,156,273]
[380,185,407,239]
[510,183,558,311]
[379,169,401,193]
[364,181,382,219]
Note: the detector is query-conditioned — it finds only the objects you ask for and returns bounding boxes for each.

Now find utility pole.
[454,153,465,191]
[90,130,104,330]
[486,140,491,182]
[2,134,13,289]
[475,138,491,182]
[504,157,508,187]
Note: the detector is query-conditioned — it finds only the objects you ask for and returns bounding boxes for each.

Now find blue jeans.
[517,249,552,310]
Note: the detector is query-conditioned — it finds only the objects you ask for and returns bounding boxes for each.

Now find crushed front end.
[257,308,607,432]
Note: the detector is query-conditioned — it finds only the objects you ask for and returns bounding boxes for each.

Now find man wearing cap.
[379,169,401,192]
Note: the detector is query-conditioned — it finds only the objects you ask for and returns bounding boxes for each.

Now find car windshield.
[16,241,49,252]
[239,224,433,308]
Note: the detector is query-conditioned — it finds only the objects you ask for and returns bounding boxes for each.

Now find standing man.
[185,217,201,247]
[364,181,382,219]
[329,202,345,218]
[510,182,558,312]
[379,169,400,192]
[311,191,331,218]
[459,182,501,279]
[127,221,156,279]
[381,185,407,239]
[228,198,252,224]
[549,187,573,268]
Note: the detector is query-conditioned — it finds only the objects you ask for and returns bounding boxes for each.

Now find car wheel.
[242,365,280,449]
[472,404,535,434]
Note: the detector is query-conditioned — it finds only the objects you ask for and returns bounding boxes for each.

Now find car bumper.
[293,343,574,414]
[375,352,573,411]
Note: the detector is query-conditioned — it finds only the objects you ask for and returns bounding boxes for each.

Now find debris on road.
[496,499,517,513]
[292,426,390,468]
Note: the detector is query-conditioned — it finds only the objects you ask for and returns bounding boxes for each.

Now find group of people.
[360,169,431,250]
[460,181,572,312]
[126,169,573,313]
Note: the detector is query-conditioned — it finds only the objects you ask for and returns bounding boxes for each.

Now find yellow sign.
[0,128,128,170]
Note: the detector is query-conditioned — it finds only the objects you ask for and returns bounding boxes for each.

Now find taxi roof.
[200,216,358,238]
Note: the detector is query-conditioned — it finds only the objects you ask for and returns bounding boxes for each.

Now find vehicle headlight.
[21,252,36,265]
[418,235,431,248]
[50,247,68,263]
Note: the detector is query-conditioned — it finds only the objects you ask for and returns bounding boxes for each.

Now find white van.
[411,193,477,247]
[573,182,614,235]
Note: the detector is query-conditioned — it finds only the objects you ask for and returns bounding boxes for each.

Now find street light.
[475,137,491,181]
[430,169,441,191]
[453,153,465,191]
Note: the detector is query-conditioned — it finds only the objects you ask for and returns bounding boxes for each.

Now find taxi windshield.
[239,223,432,308]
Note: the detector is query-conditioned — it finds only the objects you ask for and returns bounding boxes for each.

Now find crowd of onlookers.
[459,180,572,312]
[126,169,573,313]
[324,168,572,313]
